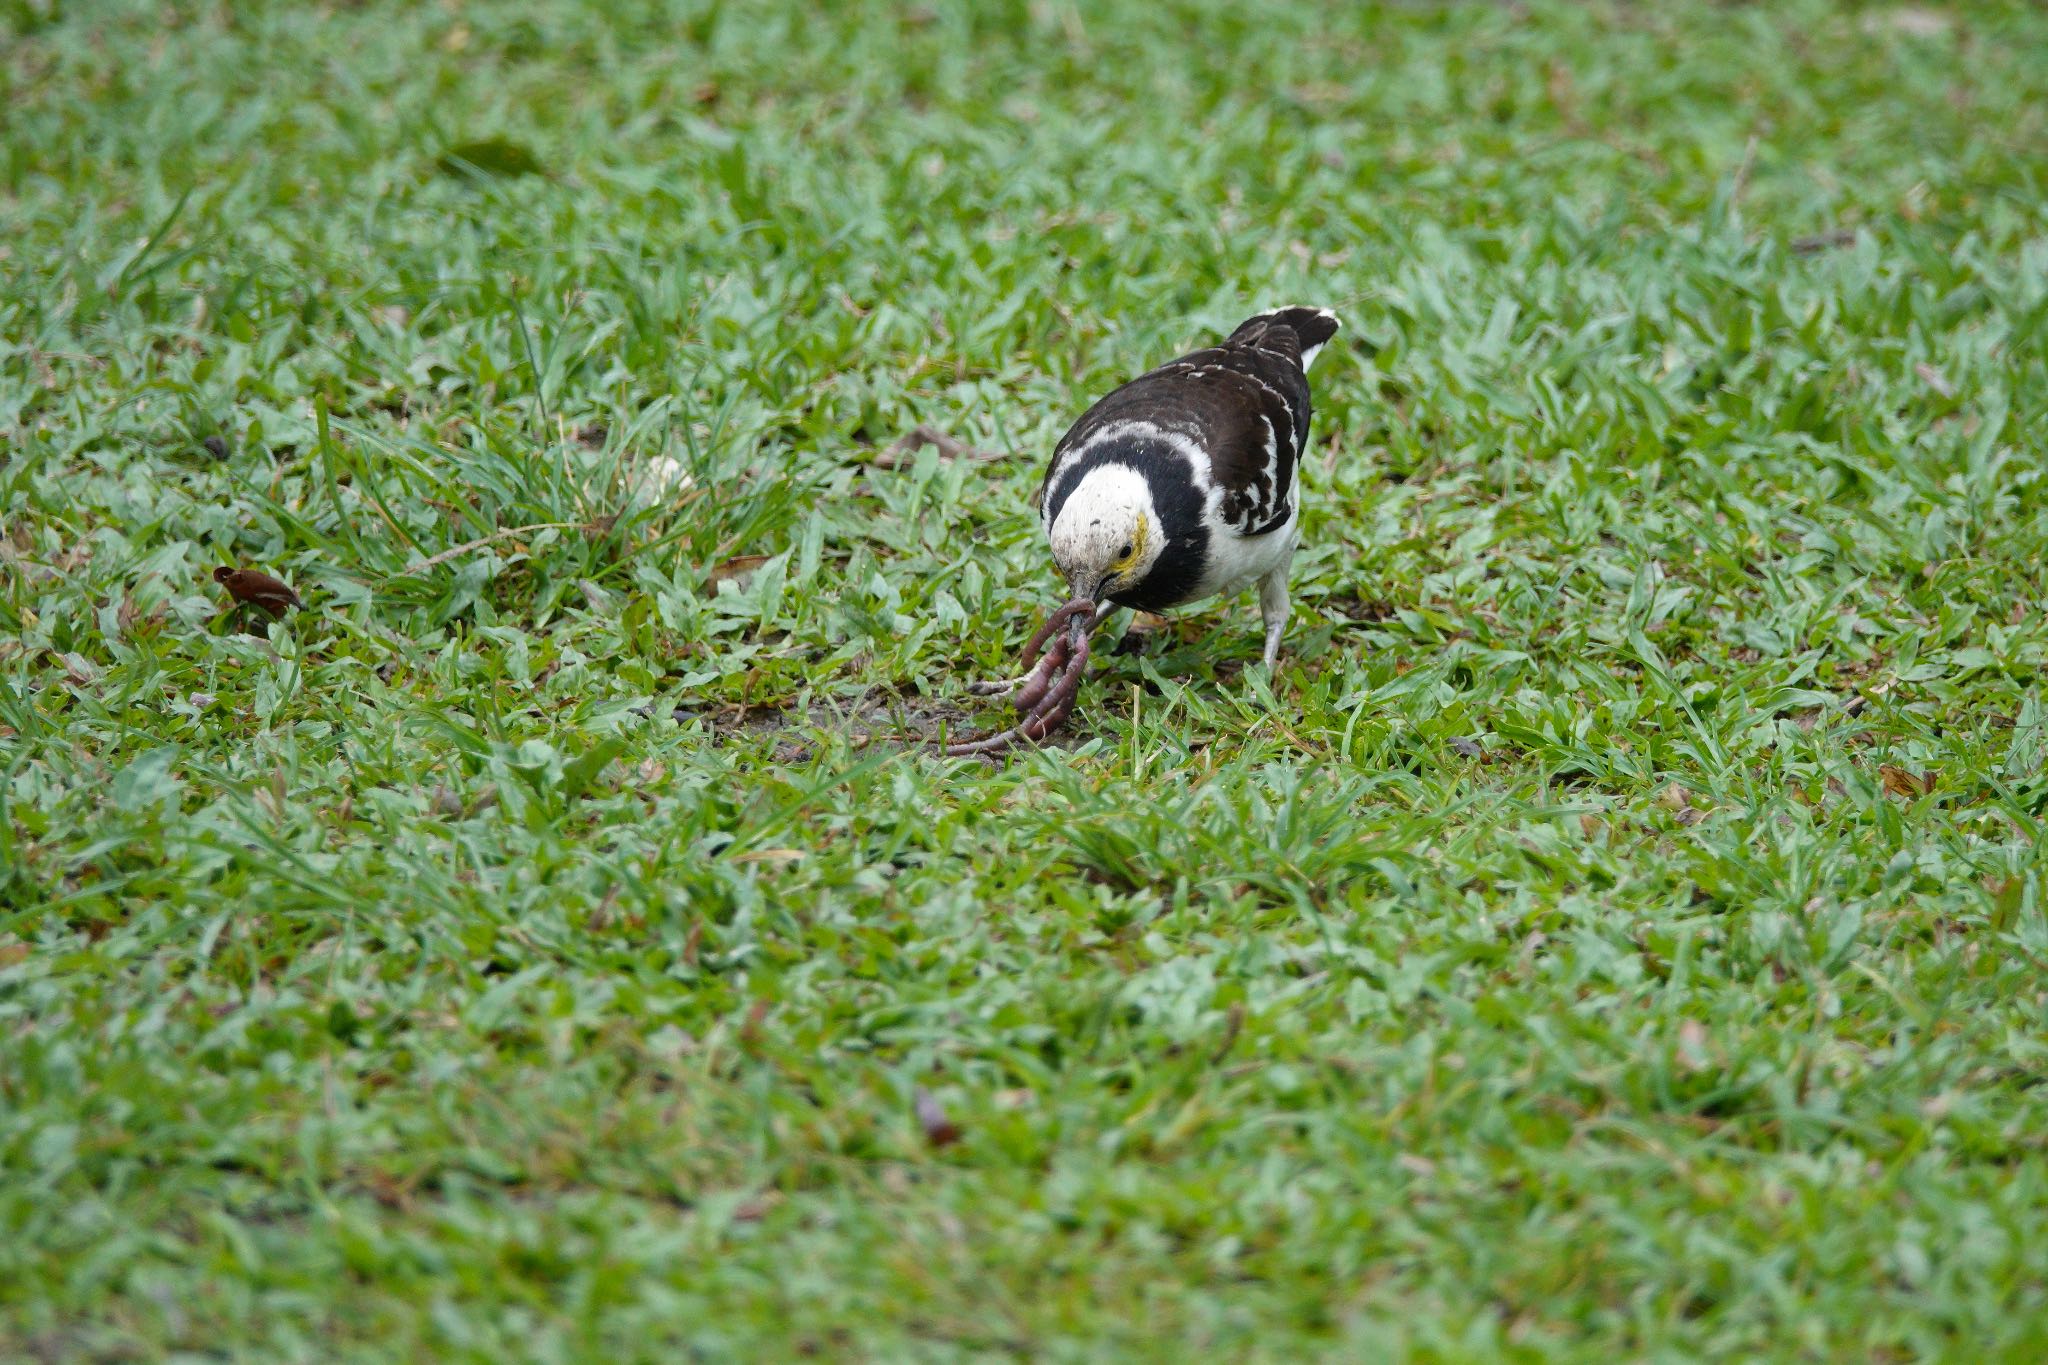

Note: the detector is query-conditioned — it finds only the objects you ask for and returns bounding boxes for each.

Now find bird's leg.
[1257,561,1292,671]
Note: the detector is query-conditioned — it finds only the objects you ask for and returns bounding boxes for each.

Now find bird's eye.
[1118,542,1133,560]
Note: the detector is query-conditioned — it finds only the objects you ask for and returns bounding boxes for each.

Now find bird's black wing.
[1040,307,1337,537]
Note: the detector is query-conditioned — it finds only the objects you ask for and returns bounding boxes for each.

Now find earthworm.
[943,601,1099,757]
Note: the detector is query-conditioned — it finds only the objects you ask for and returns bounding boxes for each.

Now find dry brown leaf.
[870,424,1008,470]
[0,941,28,968]
[706,554,771,590]
[1913,362,1955,398]
[1878,764,1935,799]
[1791,227,1857,255]
[360,1169,416,1212]
[731,1192,779,1223]
[397,522,599,577]
[731,848,803,865]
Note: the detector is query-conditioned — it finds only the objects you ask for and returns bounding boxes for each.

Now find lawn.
[5,0,2048,1358]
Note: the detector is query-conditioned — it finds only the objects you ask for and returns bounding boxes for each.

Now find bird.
[1036,305,1340,670]
[213,566,303,618]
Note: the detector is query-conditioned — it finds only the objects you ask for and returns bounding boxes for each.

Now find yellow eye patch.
[1116,515,1151,571]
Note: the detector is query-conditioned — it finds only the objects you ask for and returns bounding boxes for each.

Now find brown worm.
[943,601,1099,758]
[1018,598,1096,670]
[1009,632,1072,713]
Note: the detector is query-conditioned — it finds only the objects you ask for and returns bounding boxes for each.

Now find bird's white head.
[1047,464,1163,604]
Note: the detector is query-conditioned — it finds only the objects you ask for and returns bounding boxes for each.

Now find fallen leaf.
[1396,1153,1436,1177]
[1791,227,1858,254]
[915,1086,962,1148]
[360,1170,416,1212]
[731,1193,779,1223]
[1913,362,1955,398]
[0,941,28,968]
[870,424,1008,470]
[731,848,803,865]
[1878,764,1935,799]
[706,554,771,590]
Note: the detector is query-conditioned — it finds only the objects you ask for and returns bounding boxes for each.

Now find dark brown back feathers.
[214,566,304,616]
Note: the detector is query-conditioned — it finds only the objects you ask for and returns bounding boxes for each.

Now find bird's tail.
[1228,306,1342,371]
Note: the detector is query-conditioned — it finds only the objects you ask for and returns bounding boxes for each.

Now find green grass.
[5,0,2048,1358]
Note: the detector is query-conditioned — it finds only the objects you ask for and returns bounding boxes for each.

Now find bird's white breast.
[1190,501,1299,601]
